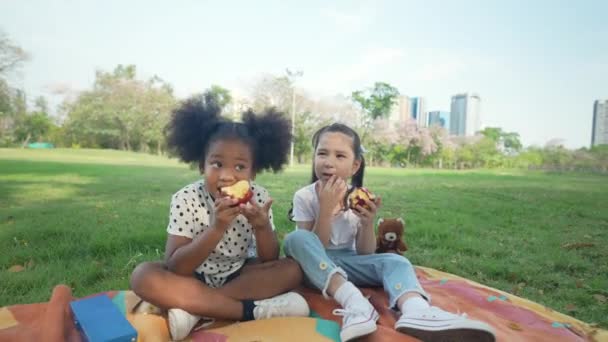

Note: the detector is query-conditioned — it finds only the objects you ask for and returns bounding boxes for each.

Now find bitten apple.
[348,187,376,211]
[220,180,253,205]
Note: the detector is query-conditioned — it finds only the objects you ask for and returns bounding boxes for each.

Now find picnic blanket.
[1,266,606,341]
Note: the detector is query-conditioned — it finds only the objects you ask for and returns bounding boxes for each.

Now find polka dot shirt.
[166,180,274,288]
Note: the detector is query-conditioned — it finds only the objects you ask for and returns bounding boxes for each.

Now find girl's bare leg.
[130,258,303,318]
[130,262,242,319]
[219,258,303,300]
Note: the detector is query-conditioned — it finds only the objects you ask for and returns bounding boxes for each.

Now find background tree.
[502,131,522,154]
[0,31,29,145]
[208,84,232,110]
[480,127,522,155]
[351,82,399,126]
[62,64,175,152]
[13,96,53,147]
[248,74,292,113]
[0,30,29,77]
[293,110,328,164]
[350,82,400,166]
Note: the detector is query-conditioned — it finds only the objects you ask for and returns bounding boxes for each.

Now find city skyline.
[0,0,607,148]
[592,100,608,147]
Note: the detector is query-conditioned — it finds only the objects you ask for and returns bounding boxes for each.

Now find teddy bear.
[376,218,407,254]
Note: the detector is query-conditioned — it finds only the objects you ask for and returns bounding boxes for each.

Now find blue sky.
[1,0,606,148]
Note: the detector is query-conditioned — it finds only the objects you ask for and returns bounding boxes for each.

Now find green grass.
[1,148,607,328]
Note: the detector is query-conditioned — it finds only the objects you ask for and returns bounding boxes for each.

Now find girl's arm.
[252,223,279,261]
[241,198,279,261]
[164,229,225,275]
[312,176,347,247]
[353,197,382,254]
[311,206,335,246]
[165,196,240,275]
[355,219,376,254]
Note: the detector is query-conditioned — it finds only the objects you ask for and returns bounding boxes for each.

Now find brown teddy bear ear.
[378,218,384,225]
[397,217,404,225]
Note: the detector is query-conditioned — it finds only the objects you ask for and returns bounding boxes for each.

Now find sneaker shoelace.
[332,308,369,319]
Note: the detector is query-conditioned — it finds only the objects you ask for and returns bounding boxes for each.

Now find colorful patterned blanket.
[1,266,605,341]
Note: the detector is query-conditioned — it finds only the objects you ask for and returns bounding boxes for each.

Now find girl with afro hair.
[130,93,309,340]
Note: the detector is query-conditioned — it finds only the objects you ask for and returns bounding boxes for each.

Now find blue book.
[70,294,138,342]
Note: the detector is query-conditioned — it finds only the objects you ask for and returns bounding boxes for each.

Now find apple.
[220,180,253,205]
[348,187,376,210]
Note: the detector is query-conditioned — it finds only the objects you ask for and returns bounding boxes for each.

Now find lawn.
[1,148,607,328]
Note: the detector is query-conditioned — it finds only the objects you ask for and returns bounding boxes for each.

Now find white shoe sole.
[340,311,379,341]
[396,320,495,342]
[168,309,200,341]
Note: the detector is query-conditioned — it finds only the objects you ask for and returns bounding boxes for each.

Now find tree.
[208,84,232,110]
[13,96,53,146]
[502,131,522,154]
[0,79,14,142]
[62,64,176,152]
[479,127,501,143]
[351,82,399,126]
[472,137,501,167]
[248,74,292,114]
[480,127,522,155]
[0,31,29,77]
[0,31,29,144]
[293,111,326,163]
[248,74,337,165]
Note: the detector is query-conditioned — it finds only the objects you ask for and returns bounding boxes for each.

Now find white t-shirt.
[167,179,274,287]
[292,182,360,250]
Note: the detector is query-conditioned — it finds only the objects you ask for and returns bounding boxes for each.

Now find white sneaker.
[333,298,379,342]
[253,292,310,319]
[168,308,215,341]
[395,306,496,342]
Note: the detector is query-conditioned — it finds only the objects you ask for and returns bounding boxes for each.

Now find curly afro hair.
[165,92,292,173]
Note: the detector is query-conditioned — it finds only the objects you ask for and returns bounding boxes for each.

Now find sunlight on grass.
[1,183,83,207]
[1,173,95,185]
[0,148,182,167]
[0,172,97,207]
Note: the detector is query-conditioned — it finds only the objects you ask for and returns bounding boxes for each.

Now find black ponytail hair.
[165,92,292,173]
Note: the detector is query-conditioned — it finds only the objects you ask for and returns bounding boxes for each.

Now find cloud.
[320,4,376,34]
[412,60,466,82]
[408,52,500,83]
[321,9,365,32]
[339,48,406,81]
[308,47,406,94]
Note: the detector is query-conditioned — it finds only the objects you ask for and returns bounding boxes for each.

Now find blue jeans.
[284,229,428,309]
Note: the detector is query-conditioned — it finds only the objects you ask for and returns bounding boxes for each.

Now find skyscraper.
[389,95,411,124]
[592,100,608,146]
[428,111,450,128]
[410,97,427,127]
[450,93,481,136]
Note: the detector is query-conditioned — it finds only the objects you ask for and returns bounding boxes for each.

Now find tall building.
[388,95,428,127]
[592,99,608,146]
[428,111,450,128]
[410,97,427,127]
[450,93,481,136]
[389,95,411,124]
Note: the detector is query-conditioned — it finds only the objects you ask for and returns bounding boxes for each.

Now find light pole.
[286,69,303,167]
